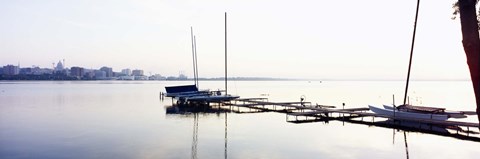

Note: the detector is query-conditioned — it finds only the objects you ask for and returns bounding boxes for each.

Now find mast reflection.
[165,104,231,159]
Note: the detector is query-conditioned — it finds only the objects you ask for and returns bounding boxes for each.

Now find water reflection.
[404,132,410,159]
[2,81,479,158]
[289,114,480,142]
[165,104,231,115]
[224,112,228,159]
[165,104,230,159]
[191,113,198,159]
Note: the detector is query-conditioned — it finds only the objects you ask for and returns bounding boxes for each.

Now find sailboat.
[369,105,449,121]
[368,0,471,121]
[165,13,239,105]
[164,27,209,100]
[383,104,468,118]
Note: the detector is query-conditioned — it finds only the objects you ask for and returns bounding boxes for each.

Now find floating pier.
[221,98,480,139]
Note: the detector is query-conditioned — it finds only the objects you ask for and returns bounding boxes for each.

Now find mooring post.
[467,127,470,136]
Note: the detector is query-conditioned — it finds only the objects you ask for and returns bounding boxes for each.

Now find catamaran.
[383,104,468,118]
[368,105,449,121]
[368,1,474,121]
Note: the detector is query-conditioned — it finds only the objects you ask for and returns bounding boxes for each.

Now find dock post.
[467,128,470,136]
[467,127,470,136]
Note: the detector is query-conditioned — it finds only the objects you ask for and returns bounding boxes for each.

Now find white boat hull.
[369,105,449,121]
[186,95,240,102]
[383,104,467,119]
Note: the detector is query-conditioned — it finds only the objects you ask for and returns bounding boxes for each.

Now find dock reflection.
[166,104,231,115]
[165,104,230,159]
[223,98,480,143]
[289,116,480,142]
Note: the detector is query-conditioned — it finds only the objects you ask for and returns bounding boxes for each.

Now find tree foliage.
[452,0,479,29]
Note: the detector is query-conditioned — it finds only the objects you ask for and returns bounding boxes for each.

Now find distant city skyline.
[1,59,197,78]
[0,0,472,80]
[0,61,183,80]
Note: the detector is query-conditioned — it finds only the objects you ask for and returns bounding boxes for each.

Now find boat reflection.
[165,104,231,115]
[288,115,480,142]
[165,104,230,159]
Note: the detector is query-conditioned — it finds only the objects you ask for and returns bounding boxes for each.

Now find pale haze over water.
[0,0,471,80]
[0,81,479,158]
[1,0,479,158]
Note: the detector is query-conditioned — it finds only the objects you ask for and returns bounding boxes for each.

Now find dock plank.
[226,100,480,128]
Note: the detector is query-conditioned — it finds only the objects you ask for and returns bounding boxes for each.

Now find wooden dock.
[225,98,480,133]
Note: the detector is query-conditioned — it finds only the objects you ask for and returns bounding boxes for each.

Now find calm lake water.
[1,80,479,159]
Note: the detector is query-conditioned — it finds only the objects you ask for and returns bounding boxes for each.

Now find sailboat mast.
[191,27,197,86]
[403,0,420,106]
[194,36,199,88]
[225,12,228,95]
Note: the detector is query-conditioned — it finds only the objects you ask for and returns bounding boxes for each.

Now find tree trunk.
[458,0,480,125]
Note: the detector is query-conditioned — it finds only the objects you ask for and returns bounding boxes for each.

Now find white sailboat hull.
[186,95,240,103]
[369,105,449,121]
[383,104,467,119]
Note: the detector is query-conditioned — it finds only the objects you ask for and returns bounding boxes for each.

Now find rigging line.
[403,0,421,106]
[194,36,199,88]
[191,27,197,86]
[225,12,228,95]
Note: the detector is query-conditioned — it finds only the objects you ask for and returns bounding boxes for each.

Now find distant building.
[18,67,38,75]
[84,69,95,79]
[178,73,188,80]
[121,69,131,76]
[100,66,113,77]
[95,70,107,79]
[19,68,31,75]
[31,67,52,75]
[53,60,68,75]
[149,74,165,80]
[134,75,148,80]
[166,76,180,80]
[55,60,65,71]
[2,65,19,75]
[118,76,134,80]
[132,69,144,76]
[41,68,54,75]
[70,67,84,78]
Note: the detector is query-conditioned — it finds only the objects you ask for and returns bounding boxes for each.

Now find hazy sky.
[0,0,474,80]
